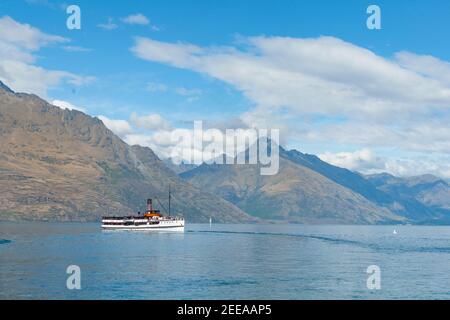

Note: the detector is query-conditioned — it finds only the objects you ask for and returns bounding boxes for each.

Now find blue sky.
[1,0,450,177]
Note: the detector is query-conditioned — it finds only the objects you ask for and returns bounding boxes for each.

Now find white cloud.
[130,112,172,131]
[384,156,450,179]
[145,82,201,101]
[52,99,86,112]
[65,74,96,86]
[146,82,167,92]
[319,149,450,179]
[97,116,134,138]
[395,51,450,86]
[62,46,92,53]
[131,36,450,120]
[302,120,450,154]
[175,87,202,102]
[319,149,384,172]
[131,37,203,67]
[0,16,94,97]
[96,112,177,156]
[0,60,94,97]
[175,87,202,96]
[125,132,174,158]
[130,35,450,177]
[97,115,227,163]
[121,14,150,26]
[0,16,67,51]
[97,18,118,30]
[124,127,207,162]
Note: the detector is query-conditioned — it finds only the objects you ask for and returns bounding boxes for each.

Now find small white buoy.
[393,229,398,235]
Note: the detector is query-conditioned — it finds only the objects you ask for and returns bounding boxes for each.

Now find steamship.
[101,191,185,231]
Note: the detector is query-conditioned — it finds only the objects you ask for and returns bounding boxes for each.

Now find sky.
[1,0,450,178]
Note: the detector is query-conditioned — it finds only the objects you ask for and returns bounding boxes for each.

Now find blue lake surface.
[1,222,450,299]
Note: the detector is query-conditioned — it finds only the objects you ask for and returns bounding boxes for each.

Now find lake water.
[1,222,450,299]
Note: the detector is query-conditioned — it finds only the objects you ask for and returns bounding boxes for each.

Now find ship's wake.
[188,230,450,254]
[187,230,359,245]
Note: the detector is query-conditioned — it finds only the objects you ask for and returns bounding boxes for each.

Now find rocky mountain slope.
[163,158,197,174]
[2,80,446,225]
[279,148,439,222]
[180,143,450,224]
[181,151,404,224]
[0,82,255,223]
[366,173,450,223]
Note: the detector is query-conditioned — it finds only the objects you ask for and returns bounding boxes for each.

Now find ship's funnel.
[147,199,153,212]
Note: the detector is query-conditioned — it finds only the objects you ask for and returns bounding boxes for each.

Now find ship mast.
[168,185,171,217]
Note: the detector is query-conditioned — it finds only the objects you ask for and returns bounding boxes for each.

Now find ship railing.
[102,216,185,221]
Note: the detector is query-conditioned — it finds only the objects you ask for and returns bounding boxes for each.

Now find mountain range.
[366,173,450,223]
[277,149,447,223]
[0,81,254,223]
[1,80,450,224]
[180,146,450,224]
[180,150,403,224]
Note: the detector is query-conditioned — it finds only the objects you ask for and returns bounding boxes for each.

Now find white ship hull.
[102,218,185,231]
[102,195,184,231]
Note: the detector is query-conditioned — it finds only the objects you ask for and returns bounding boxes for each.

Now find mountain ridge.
[181,150,405,224]
[366,173,450,222]
[0,81,256,223]
[279,148,442,222]
[180,145,450,224]
[2,80,449,224]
